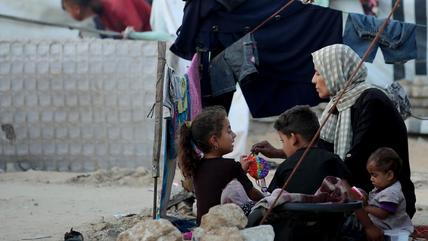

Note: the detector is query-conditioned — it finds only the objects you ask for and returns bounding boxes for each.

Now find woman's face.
[312,70,330,99]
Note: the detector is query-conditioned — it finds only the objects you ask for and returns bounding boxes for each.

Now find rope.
[259,0,403,226]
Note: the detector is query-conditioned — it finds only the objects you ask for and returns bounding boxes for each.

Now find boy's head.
[366,147,402,190]
[274,105,319,157]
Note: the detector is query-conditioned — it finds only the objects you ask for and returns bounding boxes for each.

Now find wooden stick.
[152,41,167,219]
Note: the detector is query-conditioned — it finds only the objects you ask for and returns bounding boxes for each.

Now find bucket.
[384,229,410,241]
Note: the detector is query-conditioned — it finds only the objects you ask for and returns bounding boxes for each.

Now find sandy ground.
[0,136,427,241]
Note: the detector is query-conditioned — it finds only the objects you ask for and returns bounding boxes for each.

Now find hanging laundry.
[187,54,203,120]
[343,13,417,64]
[209,33,259,97]
[171,0,342,118]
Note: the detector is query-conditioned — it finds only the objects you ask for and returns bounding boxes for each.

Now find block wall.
[0,39,157,171]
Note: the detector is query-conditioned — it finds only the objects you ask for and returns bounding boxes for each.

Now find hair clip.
[191,140,204,160]
[185,121,192,129]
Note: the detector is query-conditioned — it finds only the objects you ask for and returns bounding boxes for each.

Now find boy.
[252,105,351,194]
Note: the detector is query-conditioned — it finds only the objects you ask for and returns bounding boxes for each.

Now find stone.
[240,225,275,241]
[202,227,243,241]
[200,203,247,231]
[117,218,181,241]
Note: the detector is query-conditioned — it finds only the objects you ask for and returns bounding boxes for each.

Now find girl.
[364,147,413,233]
[62,0,151,33]
[177,106,263,224]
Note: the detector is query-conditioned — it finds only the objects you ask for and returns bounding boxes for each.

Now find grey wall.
[0,39,157,171]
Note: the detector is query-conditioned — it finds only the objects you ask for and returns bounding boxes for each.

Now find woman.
[311,44,415,219]
[62,0,151,33]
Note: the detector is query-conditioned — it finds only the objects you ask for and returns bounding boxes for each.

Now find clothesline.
[0,13,173,41]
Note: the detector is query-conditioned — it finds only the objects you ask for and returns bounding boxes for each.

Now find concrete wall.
[0,39,157,171]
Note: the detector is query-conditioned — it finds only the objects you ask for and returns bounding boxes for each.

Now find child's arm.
[364,205,390,220]
[248,187,264,201]
[355,209,385,241]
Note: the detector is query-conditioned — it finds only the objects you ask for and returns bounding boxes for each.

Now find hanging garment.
[187,54,203,119]
[343,13,417,64]
[171,0,342,118]
[209,33,259,96]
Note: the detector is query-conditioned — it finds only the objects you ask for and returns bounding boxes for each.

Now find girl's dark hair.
[367,147,402,178]
[62,0,103,14]
[177,106,227,178]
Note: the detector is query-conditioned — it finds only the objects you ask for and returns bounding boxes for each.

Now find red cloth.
[99,0,151,32]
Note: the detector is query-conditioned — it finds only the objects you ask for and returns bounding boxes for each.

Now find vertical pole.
[152,41,166,219]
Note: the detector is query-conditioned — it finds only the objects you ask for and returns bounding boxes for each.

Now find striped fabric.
[312,44,372,159]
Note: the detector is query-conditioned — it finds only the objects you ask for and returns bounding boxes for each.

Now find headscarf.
[312,44,372,159]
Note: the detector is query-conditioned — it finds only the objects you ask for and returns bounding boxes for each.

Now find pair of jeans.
[343,13,417,64]
[209,33,259,96]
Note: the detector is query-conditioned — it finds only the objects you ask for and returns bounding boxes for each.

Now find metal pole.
[152,41,166,219]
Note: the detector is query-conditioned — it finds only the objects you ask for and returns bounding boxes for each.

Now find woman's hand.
[251,141,286,158]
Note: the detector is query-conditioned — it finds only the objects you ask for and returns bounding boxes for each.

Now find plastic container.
[384,229,410,241]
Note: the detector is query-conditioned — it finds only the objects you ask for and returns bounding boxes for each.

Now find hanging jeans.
[343,13,417,64]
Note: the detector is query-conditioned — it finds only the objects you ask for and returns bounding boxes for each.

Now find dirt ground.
[0,133,427,241]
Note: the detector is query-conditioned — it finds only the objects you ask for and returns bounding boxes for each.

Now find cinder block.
[43,143,56,155]
[15,127,28,139]
[24,78,37,90]
[12,78,24,91]
[42,128,55,139]
[66,95,78,106]
[14,112,26,123]
[63,61,76,74]
[109,143,122,155]
[29,143,42,155]
[69,143,82,155]
[83,159,96,171]
[17,144,28,155]
[55,128,68,139]
[25,95,38,107]
[103,42,116,56]
[116,43,128,56]
[50,43,62,56]
[92,95,104,107]
[77,80,90,91]
[24,44,37,56]
[13,94,25,107]
[131,94,144,108]
[50,62,62,75]
[11,43,24,56]
[24,63,36,75]
[93,111,105,123]
[107,110,119,124]
[0,63,10,75]
[80,111,92,123]
[51,79,63,91]
[0,95,12,107]
[81,127,94,139]
[11,62,24,74]
[41,111,54,122]
[44,159,57,171]
[135,143,145,156]
[121,127,133,141]
[68,127,80,139]
[57,159,71,171]
[93,126,106,139]
[89,62,103,74]
[77,61,89,74]
[103,62,116,74]
[37,43,49,57]
[132,111,145,122]
[52,95,65,107]
[70,159,83,172]
[83,144,95,155]
[37,62,49,74]
[108,127,120,139]
[78,94,91,106]
[103,78,116,91]
[123,145,134,155]
[89,43,102,55]
[1,112,13,123]
[27,112,39,123]
[37,79,49,91]
[54,111,67,122]
[119,111,131,123]
[0,42,10,56]
[130,79,144,90]
[56,143,69,155]
[28,127,41,139]
[95,144,107,155]
[0,78,10,91]
[117,79,130,91]
[67,112,79,122]
[64,44,76,56]
[39,95,51,107]
[64,78,76,90]
[133,128,145,141]
[76,42,89,55]
[105,95,118,107]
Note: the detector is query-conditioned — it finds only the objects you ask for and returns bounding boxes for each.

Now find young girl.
[178,106,263,224]
[62,0,151,33]
[364,147,413,233]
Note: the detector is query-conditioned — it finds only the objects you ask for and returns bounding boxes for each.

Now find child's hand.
[240,155,253,172]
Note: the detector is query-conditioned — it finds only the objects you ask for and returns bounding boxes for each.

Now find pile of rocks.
[117,203,274,241]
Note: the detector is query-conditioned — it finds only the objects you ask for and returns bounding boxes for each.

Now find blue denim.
[209,33,259,96]
[343,13,417,64]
